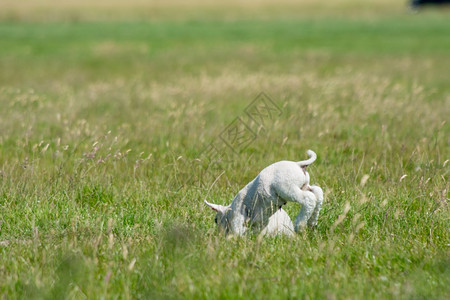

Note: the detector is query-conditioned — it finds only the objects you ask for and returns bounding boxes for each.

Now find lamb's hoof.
[294,224,307,233]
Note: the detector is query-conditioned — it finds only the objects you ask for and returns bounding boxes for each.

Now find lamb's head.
[204,200,231,234]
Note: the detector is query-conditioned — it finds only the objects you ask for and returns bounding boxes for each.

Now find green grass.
[0,1,449,299]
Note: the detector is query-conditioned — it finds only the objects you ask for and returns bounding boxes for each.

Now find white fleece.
[205,150,324,236]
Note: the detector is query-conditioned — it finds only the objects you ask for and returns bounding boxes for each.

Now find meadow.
[0,1,449,299]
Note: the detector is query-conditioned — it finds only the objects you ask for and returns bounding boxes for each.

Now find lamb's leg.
[307,185,324,228]
[293,191,317,232]
[275,185,317,232]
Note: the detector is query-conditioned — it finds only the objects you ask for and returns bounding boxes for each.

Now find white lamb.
[205,150,324,236]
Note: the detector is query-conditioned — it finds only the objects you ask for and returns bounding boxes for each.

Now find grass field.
[0,1,449,299]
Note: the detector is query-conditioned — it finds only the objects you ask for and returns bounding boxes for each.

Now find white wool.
[205,150,324,236]
[259,208,294,237]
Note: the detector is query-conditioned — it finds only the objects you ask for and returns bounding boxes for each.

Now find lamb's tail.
[297,150,317,168]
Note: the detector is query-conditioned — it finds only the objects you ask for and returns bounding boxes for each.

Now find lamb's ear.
[204,200,228,214]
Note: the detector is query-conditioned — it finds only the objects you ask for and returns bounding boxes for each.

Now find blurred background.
[0,0,423,21]
[1,0,448,166]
